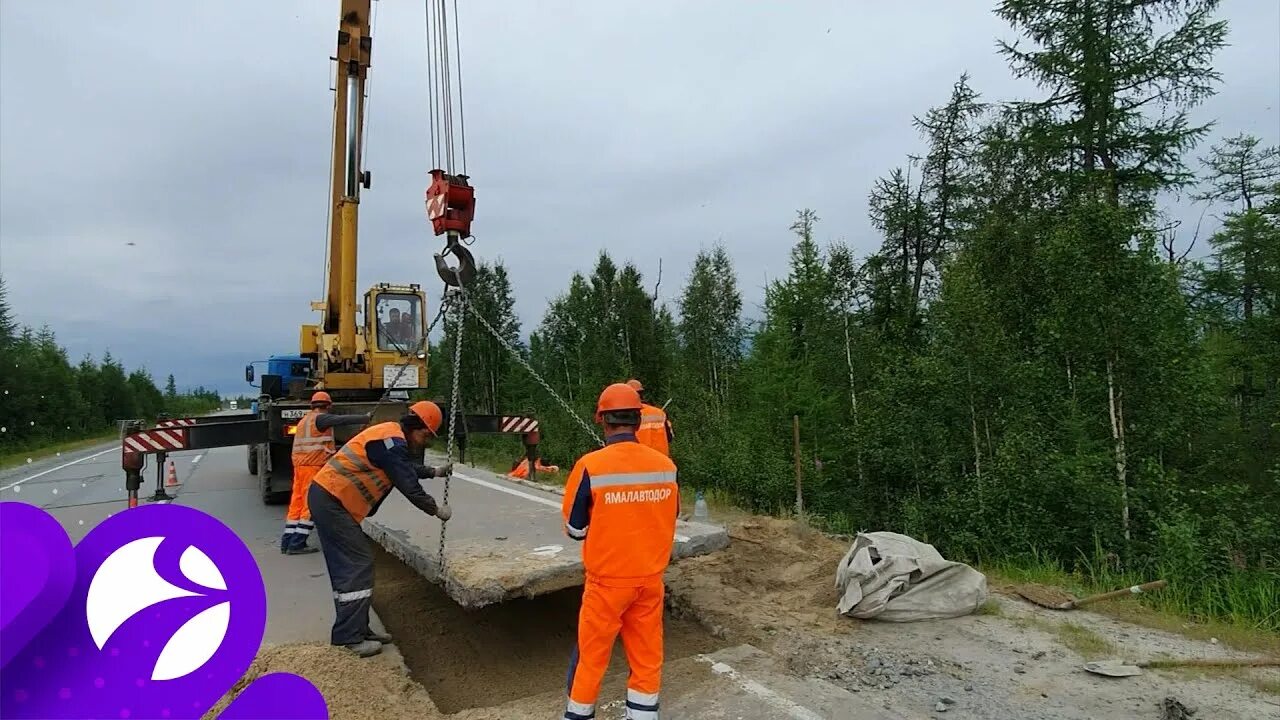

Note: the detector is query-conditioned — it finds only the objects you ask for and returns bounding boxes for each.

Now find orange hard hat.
[310,391,333,405]
[595,383,642,423]
[626,379,644,392]
[409,400,443,435]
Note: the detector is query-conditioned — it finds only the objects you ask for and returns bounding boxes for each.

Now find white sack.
[835,531,988,622]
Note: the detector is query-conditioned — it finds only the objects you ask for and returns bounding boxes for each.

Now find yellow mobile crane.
[121,0,571,510]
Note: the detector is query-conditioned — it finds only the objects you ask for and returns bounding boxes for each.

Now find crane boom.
[325,0,371,360]
[302,0,431,396]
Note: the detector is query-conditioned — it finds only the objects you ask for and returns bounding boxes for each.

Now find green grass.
[1054,622,1117,657]
[983,551,1280,656]
[0,431,118,470]
[975,599,1004,616]
[1012,615,1116,657]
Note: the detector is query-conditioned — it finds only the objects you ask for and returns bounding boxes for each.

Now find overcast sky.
[2,1,1277,396]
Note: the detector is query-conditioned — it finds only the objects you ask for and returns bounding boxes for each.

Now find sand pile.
[664,517,849,645]
[206,643,440,720]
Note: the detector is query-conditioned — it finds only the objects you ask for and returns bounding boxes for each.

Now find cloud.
[2,0,1276,394]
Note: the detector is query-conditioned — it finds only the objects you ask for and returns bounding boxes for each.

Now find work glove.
[435,503,452,522]
[433,463,454,478]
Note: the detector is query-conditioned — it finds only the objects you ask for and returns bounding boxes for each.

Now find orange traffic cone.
[165,460,179,487]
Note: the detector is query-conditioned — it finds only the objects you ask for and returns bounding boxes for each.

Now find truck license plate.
[383,365,420,389]
[280,409,308,419]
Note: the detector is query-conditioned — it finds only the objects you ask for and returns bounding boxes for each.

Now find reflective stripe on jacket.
[635,403,671,457]
[562,435,679,586]
[291,410,336,467]
[311,422,402,522]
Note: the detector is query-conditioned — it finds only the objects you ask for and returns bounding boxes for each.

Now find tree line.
[433,0,1278,627]
[0,275,222,452]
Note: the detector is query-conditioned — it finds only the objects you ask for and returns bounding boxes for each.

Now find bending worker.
[281,390,370,555]
[308,401,454,658]
[562,383,679,720]
[627,378,673,457]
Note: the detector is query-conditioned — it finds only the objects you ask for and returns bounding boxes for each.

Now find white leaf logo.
[85,536,230,681]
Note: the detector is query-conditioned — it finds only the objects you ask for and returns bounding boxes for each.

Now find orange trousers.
[281,464,320,552]
[288,464,320,522]
[564,578,664,720]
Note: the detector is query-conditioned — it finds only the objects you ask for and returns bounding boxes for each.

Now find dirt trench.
[369,544,726,714]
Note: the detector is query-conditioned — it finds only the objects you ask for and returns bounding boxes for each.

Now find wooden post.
[792,415,804,521]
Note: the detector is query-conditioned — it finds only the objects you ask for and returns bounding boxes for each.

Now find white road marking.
[452,470,561,510]
[1,447,116,491]
[700,658,825,720]
[451,471,690,542]
[191,454,203,464]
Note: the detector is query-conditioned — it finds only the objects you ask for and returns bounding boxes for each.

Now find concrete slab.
[362,453,729,608]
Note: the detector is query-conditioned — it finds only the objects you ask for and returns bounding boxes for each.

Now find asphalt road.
[1,421,887,717]
[1,427,334,645]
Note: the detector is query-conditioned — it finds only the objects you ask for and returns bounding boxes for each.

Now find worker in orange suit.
[627,379,673,457]
[281,391,371,555]
[562,383,679,720]
[308,401,454,658]
[507,455,559,479]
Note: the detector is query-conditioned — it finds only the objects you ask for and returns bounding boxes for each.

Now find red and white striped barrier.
[500,416,539,433]
[123,428,188,454]
[156,418,197,428]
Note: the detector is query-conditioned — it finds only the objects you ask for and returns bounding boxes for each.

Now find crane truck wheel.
[247,444,259,475]
[256,446,289,505]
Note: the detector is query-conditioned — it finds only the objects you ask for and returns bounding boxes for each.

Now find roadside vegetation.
[430,0,1279,635]
[0,275,222,466]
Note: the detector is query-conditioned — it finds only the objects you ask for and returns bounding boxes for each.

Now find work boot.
[365,630,393,644]
[285,545,319,555]
[342,639,383,658]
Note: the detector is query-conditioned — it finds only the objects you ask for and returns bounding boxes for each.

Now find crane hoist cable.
[423,0,476,289]
[418,0,605,575]
[423,0,467,175]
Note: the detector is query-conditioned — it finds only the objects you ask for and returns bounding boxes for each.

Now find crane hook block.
[425,169,476,238]
[435,240,476,287]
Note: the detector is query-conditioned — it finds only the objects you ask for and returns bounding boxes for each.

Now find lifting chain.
[434,266,608,575]
[461,299,604,448]
[437,283,466,575]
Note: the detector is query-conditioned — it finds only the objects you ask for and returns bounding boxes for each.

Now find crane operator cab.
[298,282,429,397]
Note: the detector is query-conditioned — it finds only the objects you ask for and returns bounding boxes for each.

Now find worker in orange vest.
[507,455,559,479]
[281,390,371,555]
[562,383,679,720]
[627,378,673,457]
[308,400,454,658]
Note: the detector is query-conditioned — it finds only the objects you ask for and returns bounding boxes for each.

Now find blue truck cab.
[246,355,312,397]
[243,355,315,503]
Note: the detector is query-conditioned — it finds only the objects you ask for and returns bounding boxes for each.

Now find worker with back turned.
[281,390,371,555]
[308,401,454,658]
[627,378,673,457]
[562,383,679,720]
